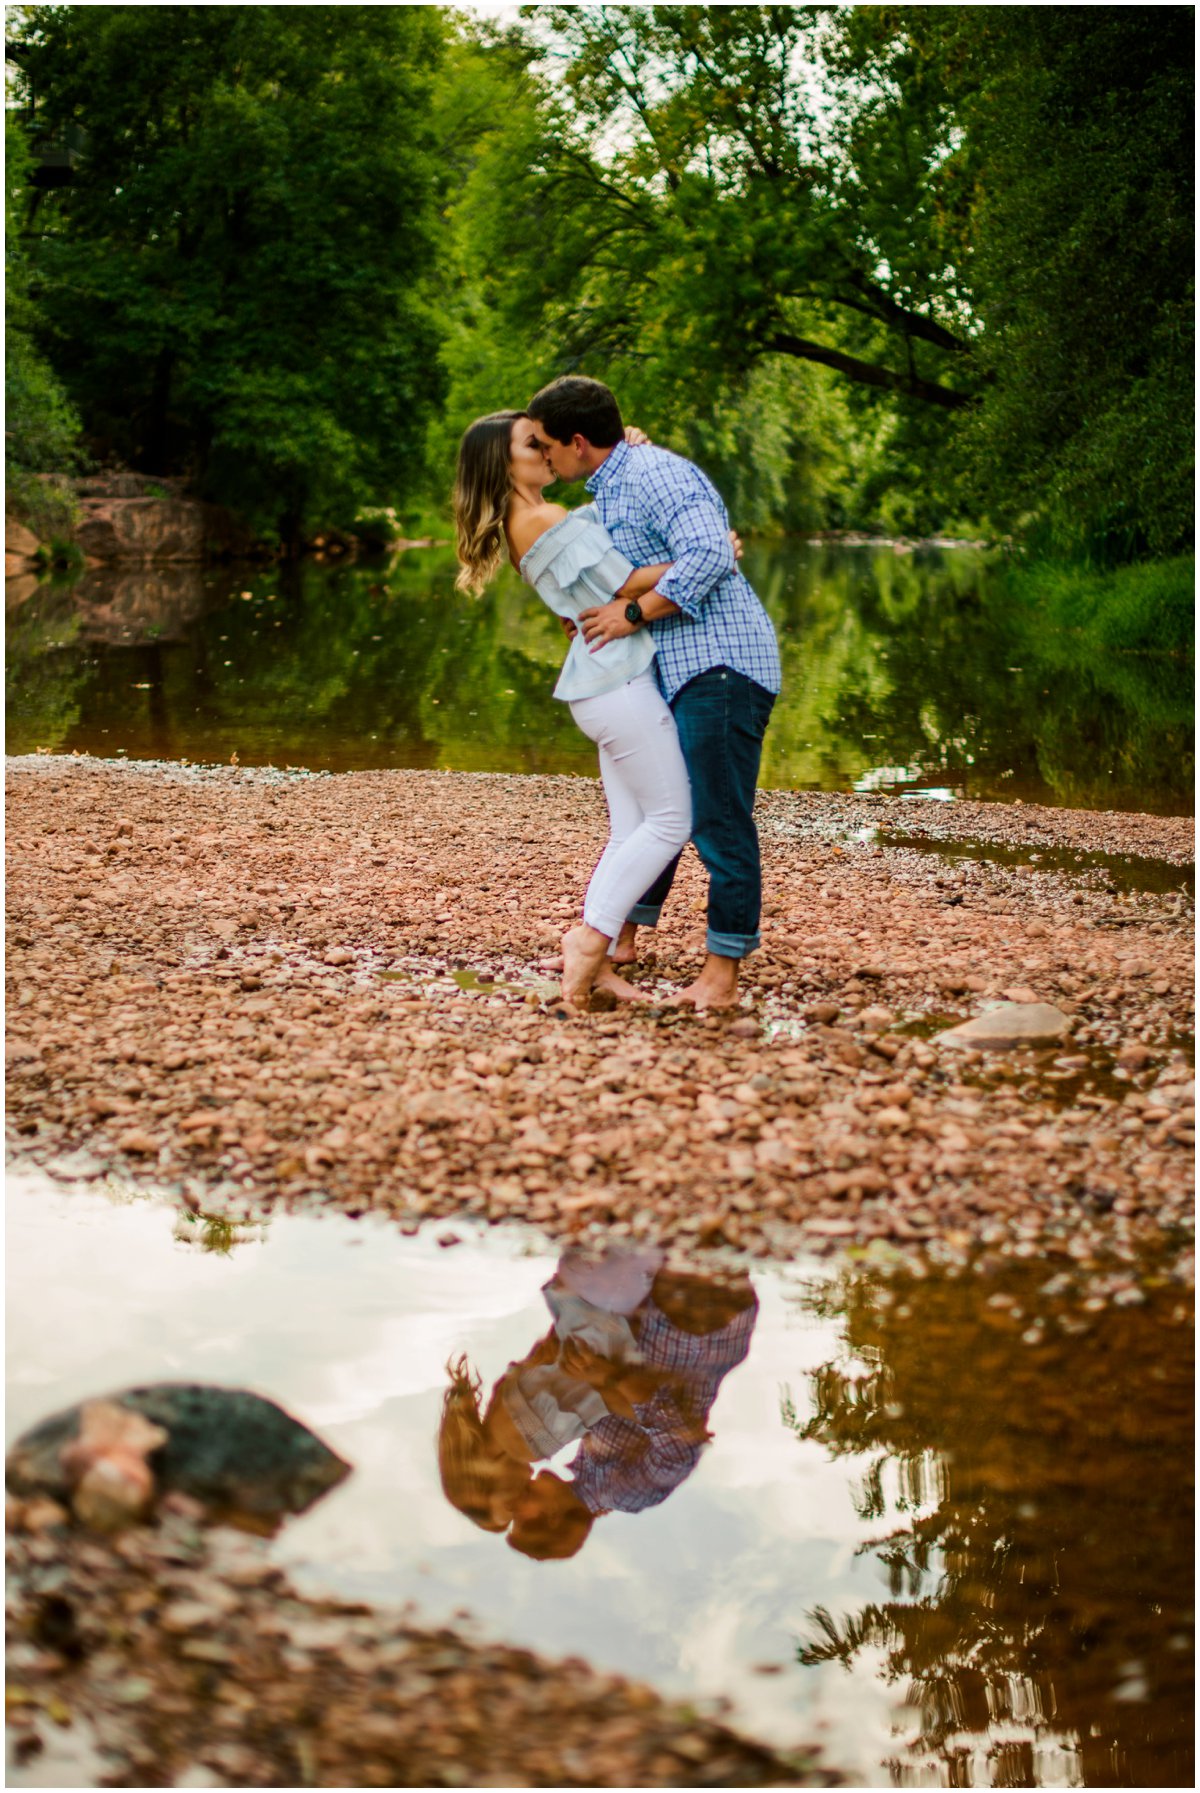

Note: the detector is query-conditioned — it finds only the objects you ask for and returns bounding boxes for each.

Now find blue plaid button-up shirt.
[567,1294,759,1516]
[586,440,782,702]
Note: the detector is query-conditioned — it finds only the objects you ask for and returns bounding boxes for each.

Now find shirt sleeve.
[642,470,736,619]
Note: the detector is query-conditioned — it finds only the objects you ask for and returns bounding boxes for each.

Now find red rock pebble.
[6,1506,832,1787]
[5,758,1194,1269]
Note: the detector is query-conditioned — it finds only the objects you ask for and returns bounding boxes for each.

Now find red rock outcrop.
[74,494,255,564]
[5,518,42,575]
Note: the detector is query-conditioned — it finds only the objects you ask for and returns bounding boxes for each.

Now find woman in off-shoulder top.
[453,411,692,1010]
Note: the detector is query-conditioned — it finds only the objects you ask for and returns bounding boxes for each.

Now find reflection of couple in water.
[439,1249,758,1559]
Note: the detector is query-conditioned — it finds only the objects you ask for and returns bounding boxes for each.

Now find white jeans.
[569,671,692,943]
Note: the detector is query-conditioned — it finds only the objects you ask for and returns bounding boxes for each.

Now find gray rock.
[936,1003,1073,1050]
[6,1385,350,1530]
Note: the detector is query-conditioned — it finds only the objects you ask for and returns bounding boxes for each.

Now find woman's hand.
[624,426,652,447]
[559,615,578,641]
[728,528,743,561]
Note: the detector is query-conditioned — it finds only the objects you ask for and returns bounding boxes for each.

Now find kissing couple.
[437,1245,759,1559]
[453,376,781,1013]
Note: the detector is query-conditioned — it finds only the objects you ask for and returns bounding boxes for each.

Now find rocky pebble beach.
[5,753,1194,1786]
[6,755,1193,1269]
[7,1500,830,1788]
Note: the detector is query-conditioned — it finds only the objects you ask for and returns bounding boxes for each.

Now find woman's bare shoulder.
[508,501,569,563]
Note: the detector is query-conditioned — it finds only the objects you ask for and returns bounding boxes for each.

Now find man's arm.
[647,478,737,620]
[616,560,672,601]
[581,516,744,649]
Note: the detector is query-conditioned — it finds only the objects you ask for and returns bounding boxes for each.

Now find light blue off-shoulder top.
[519,504,656,703]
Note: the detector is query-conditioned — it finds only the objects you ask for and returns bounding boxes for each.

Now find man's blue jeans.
[627,666,775,959]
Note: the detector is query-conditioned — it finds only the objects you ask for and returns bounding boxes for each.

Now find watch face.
[625,601,642,624]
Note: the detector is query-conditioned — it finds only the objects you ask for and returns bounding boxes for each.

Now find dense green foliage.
[455,4,1192,555]
[5,112,83,537]
[9,5,447,546]
[1006,556,1195,661]
[6,4,1193,573]
[857,7,1194,561]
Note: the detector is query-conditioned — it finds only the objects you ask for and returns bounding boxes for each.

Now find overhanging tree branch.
[842,268,971,355]
[766,331,974,408]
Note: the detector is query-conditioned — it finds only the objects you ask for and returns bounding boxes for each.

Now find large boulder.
[936,1003,1073,1050]
[6,518,43,574]
[6,1384,351,1532]
[74,496,256,564]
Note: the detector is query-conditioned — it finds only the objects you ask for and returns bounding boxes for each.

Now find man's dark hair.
[527,376,623,448]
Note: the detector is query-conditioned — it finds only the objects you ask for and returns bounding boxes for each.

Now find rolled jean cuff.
[707,928,759,960]
[582,902,621,940]
[627,903,662,927]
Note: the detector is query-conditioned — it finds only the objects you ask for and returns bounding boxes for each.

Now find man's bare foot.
[594,964,649,1003]
[611,920,639,967]
[561,924,610,1008]
[665,953,741,1011]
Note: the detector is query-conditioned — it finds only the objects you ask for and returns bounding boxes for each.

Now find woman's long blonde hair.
[453,410,522,595]
[437,1355,509,1531]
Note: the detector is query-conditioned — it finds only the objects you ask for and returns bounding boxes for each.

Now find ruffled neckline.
[518,505,597,577]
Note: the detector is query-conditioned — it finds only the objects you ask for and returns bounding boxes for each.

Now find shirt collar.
[585,438,630,497]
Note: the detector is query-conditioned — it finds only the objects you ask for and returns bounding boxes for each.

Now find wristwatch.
[624,599,644,626]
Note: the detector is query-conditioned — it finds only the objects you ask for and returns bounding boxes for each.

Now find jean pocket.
[750,689,776,732]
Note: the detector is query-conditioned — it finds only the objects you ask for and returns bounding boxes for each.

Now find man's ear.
[571,433,590,461]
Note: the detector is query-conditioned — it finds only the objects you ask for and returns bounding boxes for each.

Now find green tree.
[9,5,448,547]
[428,13,868,533]
[474,5,1191,553]
[5,110,83,537]
[498,8,979,404]
[419,21,551,514]
[450,5,989,536]
[839,6,1194,560]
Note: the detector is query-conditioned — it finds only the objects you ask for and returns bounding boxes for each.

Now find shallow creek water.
[6,541,1193,813]
[7,1170,1192,1788]
[872,832,1196,899]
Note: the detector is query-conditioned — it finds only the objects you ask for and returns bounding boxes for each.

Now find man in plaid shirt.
[505,1271,759,1556]
[527,376,782,1009]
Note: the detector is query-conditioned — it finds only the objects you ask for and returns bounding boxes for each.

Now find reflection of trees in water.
[749,543,1192,812]
[790,1265,1193,1788]
[5,582,86,750]
[5,552,585,772]
[7,546,1192,806]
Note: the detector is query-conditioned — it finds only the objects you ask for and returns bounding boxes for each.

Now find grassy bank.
[1007,554,1194,658]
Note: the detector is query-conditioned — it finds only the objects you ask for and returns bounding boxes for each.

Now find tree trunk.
[143,348,175,473]
[279,498,306,561]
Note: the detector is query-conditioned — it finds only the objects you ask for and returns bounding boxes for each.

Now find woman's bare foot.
[665,953,741,1011]
[561,925,611,1008]
[594,964,649,1003]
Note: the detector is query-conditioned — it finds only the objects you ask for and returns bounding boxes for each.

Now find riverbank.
[6,1498,831,1787]
[5,473,444,579]
[6,756,1193,1275]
